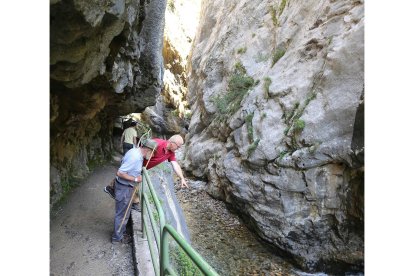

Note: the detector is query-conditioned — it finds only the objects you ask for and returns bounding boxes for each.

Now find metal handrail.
[141,168,219,276]
[161,224,219,276]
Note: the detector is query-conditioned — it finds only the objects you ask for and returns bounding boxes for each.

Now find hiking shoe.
[131,203,141,212]
[112,234,132,244]
[104,185,115,199]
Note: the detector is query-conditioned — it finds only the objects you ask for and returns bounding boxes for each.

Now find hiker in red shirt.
[143,136,187,188]
[104,135,189,210]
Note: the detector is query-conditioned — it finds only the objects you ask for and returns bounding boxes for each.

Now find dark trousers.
[112,180,134,242]
[122,143,134,155]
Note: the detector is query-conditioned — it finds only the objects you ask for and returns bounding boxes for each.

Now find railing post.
[160,226,170,276]
[143,169,165,250]
[140,180,145,238]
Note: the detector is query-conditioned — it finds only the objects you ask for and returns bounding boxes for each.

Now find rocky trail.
[50,162,135,276]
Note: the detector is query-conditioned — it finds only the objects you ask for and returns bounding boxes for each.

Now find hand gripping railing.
[140,168,219,276]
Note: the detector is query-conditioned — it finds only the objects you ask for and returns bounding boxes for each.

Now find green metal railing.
[139,168,219,276]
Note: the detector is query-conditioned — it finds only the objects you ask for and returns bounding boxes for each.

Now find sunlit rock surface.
[183,0,364,273]
[141,0,201,136]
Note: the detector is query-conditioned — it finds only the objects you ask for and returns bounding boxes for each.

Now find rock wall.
[140,0,201,137]
[50,0,167,206]
[183,0,364,273]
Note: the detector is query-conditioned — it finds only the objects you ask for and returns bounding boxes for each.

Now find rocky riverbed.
[176,179,303,276]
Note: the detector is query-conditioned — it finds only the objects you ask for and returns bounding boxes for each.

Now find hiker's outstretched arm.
[171,161,189,188]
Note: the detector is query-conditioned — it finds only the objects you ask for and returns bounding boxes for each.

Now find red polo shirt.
[143,138,176,169]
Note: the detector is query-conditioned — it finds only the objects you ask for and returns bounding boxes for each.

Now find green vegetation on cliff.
[213,62,255,116]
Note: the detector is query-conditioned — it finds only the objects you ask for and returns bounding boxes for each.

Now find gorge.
[50,0,364,274]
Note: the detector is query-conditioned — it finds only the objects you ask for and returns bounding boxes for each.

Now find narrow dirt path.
[50,162,135,276]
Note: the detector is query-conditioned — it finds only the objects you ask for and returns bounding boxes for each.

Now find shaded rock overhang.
[50,0,167,205]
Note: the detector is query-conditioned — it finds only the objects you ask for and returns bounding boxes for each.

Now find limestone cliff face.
[183,0,364,272]
[140,0,201,136]
[50,0,166,206]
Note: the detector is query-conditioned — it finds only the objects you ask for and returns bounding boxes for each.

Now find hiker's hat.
[142,139,158,151]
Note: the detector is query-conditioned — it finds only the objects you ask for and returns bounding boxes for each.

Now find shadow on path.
[50,162,135,276]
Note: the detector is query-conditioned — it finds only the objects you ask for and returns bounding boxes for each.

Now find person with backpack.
[120,121,138,155]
